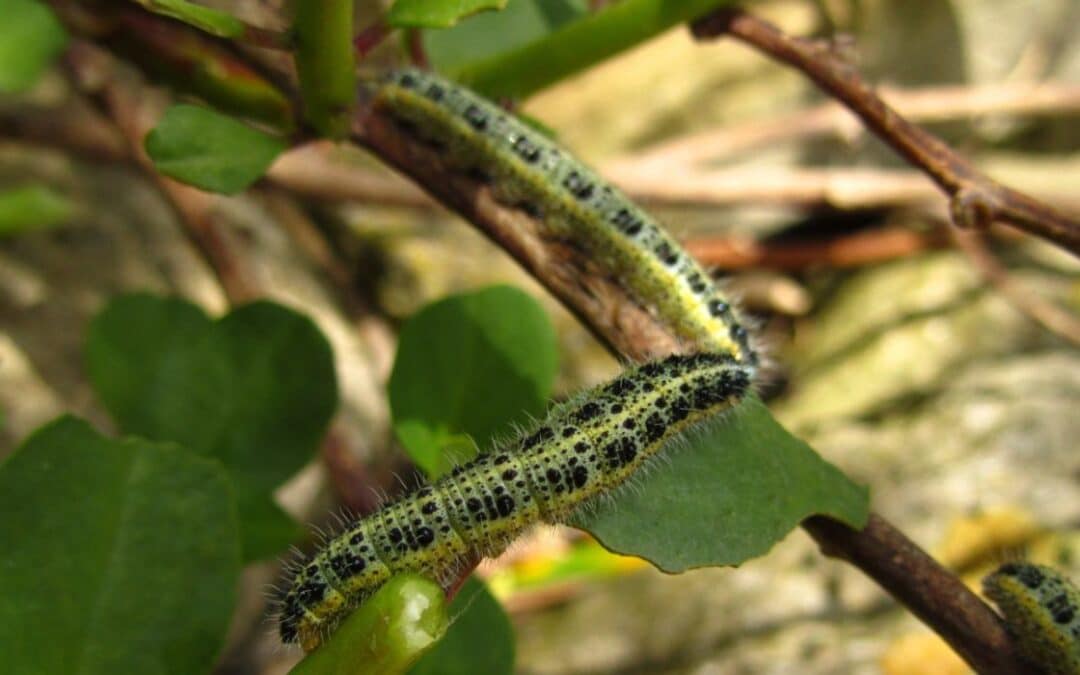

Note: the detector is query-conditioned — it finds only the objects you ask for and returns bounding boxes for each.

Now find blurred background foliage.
[0,0,1077,674]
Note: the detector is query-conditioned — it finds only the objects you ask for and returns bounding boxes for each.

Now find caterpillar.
[280,353,752,649]
[362,67,757,363]
[279,68,760,651]
[982,562,1080,674]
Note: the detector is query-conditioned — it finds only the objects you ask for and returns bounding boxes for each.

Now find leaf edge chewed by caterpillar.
[983,561,1080,675]
[278,353,753,650]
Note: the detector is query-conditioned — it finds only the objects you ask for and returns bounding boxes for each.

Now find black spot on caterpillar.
[278,353,753,650]
[983,562,1080,674]
[365,67,758,365]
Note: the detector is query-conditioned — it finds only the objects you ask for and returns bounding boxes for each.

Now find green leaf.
[0,416,241,675]
[408,577,514,675]
[290,574,449,675]
[133,0,246,38]
[144,104,287,193]
[86,294,338,560]
[293,0,356,138]
[389,0,509,29]
[433,0,740,98]
[572,395,869,572]
[424,0,586,74]
[0,0,67,93]
[0,184,73,236]
[388,285,558,478]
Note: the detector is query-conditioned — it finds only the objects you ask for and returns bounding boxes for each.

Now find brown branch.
[684,225,951,271]
[803,515,1040,674]
[690,9,1080,258]
[350,95,1035,675]
[608,165,943,209]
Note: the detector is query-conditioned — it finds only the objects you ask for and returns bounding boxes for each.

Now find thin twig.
[353,20,391,57]
[683,225,951,270]
[690,8,1080,257]
[608,165,943,209]
[951,229,1080,346]
[616,80,1080,171]
[64,42,263,302]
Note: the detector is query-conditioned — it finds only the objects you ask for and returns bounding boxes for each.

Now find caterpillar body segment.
[367,68,757,365]
[983,562,1080,674]
[279,353,753,650]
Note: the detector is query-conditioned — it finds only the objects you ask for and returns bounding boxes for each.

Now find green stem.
[450,0,740,99]
[293,0,357,138]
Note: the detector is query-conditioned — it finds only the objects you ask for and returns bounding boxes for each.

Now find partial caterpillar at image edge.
[361,67,758,367]
[278,353,754,651]
[983,562,1080,675]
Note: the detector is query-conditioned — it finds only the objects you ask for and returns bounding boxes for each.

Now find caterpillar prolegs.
[279,68,759,650]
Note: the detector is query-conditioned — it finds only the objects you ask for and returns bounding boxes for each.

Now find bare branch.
[803,514,1040,675]
[684,225,951,270]
[617,80,1080,171]
[690,8,1080,257]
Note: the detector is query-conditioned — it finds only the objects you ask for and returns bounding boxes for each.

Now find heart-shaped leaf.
[86,293,338,560]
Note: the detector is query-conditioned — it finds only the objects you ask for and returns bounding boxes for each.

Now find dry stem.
[691,9,1080,257]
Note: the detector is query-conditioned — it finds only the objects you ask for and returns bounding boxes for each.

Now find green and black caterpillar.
[279,353,752,649]
[366,67,757,363]
[983,562,1080,674]
[278,67,759,651]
